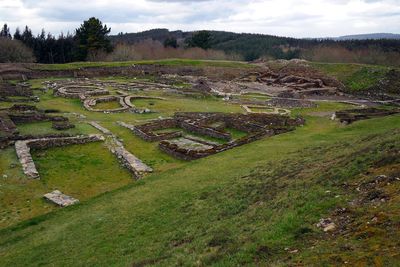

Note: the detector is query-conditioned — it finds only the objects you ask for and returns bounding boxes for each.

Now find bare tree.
[0,38,35,62]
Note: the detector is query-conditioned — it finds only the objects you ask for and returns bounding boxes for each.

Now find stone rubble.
[43,190,79,207]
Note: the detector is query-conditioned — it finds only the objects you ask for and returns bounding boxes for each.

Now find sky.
[0,0,399,38]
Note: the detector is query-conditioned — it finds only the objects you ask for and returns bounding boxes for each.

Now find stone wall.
[125,112,305,160]
[89,121,153,178]
[83,95,130,113]
[335,107,400,124]
[118,120,182,141]
[0,113,18,135]
[15,134,104,179]
[0,82,33,97]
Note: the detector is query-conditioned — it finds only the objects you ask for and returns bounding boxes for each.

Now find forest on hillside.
[1,19,400,66]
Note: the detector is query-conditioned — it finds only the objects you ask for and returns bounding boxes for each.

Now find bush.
[0,38,35,63]
[105,39,242,61]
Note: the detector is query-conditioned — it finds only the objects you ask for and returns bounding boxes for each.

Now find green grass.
[0,113,399,266]
[1,73,400,265]
[92,100,122,110]
[311,62,391,91]
[31,59,256,71]
[16,121,93,136]
[0,142,132,229]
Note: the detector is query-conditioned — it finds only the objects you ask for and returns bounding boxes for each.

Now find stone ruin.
[52,120,75,130]
[0,104,75,148]
[120,112,305,160]
[47,79,166,114]
[83,94,165,114]
[88,121,152,178]
[334,107,400,124]
[0,81,39,102]
[241,105,290,115]
[83,95,131,113]
[237,70,338,97]
[9,119,153,181]
[15,134,105,179]
[48,79,109,100]
[43,190,79,207]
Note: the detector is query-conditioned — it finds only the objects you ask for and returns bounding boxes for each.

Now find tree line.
[2,19,400,65]
[0,18,112,63]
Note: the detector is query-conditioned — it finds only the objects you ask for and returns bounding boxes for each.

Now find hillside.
[0,59,399,266]
[111,29,400,62]
[335,33,400,40]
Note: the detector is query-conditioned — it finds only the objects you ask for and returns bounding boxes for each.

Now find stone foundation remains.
[83,95,130,113]
[335,108,400,124]
[89,121,153,178]
[0,81,38,102]
[121,112,304,160]
[0,104,74,147]
[15,134,104,179]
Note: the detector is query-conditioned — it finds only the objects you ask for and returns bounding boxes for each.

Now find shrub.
[0,38,35,63]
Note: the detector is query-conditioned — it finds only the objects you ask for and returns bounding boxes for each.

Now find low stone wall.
[0,113,18,135]
[159,130,275,160]
[0,82,33,97]
[83,95,130,113]
[125,112,305,161]
[0,133,73,149]
[15,134,104,179]
[123,95,165,113]
[88,121,153,178]
[118,120,182,141]
[112,144,153,178]
[335,107,400,124]
[88,121,113,135]
[52,120,75,130]
[179,120,231,140]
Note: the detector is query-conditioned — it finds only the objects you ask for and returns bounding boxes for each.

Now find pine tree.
[14,27,22,40]
[0,24,12,39]
[75,17,112,61]
[185,31,211,50]
[164,37,178,48]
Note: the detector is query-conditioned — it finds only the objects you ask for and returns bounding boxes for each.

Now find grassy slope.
[0,80,247,229]
[31,59,255,71]
[0,113,399,266]
[310,62,391,91]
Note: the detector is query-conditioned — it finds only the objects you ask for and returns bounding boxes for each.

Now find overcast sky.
[0,0,399,38]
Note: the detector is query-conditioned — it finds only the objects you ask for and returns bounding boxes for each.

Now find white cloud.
[0,0,399,37]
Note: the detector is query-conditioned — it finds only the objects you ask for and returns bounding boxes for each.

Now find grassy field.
[1,67,399,266]
[31,59,256,71]
[0,111,399,266]
[311,62,391,91]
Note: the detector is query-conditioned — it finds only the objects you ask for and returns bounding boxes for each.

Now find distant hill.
[111,29,191,44]
[111,29,400,61]
[335,33,400,40]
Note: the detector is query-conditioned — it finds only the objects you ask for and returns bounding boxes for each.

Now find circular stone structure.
[83,95,130,113]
